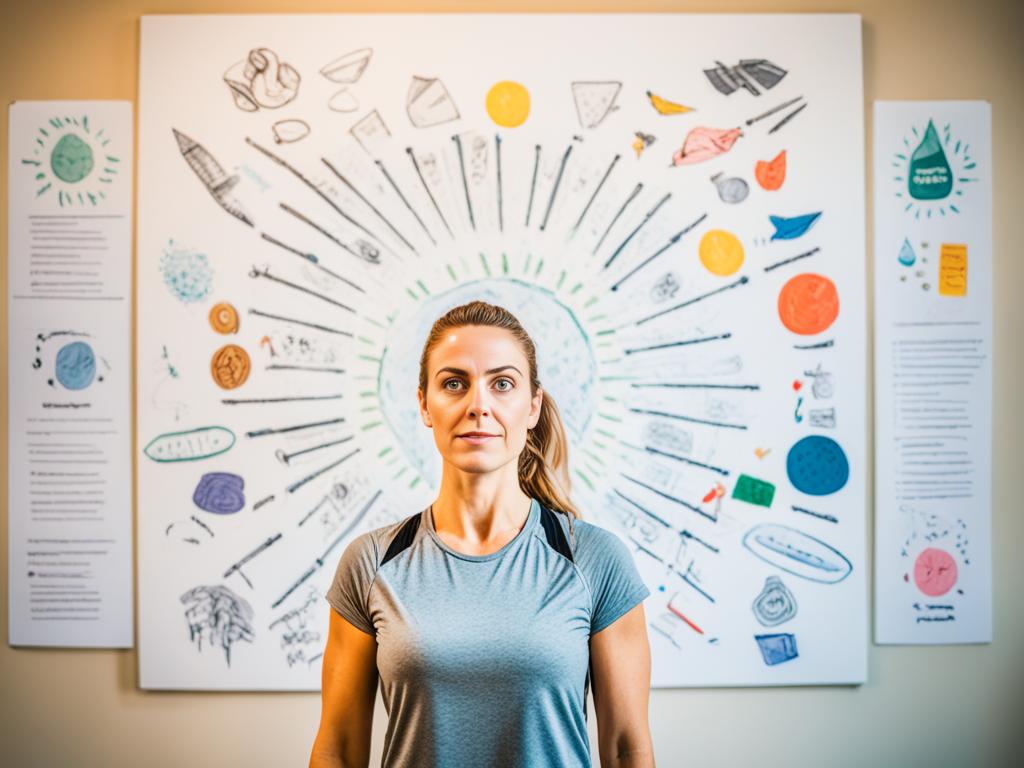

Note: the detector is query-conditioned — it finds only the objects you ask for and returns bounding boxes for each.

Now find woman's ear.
[529,387,543,429]
[417,387,432,428]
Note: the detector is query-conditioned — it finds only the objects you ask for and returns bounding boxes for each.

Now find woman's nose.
[467,382,491,417]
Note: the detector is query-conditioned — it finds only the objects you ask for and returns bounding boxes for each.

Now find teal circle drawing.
[55,341,97,390]
[50,134,95,184]
[786,435,849,496]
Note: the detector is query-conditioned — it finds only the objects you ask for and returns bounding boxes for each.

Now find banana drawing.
[646,90,695,115]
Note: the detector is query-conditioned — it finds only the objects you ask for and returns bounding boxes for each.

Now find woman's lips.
[458,434,497,445]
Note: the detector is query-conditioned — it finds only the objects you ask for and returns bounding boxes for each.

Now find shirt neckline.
[423,497,539,562]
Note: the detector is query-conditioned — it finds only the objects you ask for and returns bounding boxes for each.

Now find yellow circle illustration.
[699,229,745,276]
[486,81,530,128]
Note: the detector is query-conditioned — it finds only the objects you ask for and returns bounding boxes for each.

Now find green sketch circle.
[50,134,94,183]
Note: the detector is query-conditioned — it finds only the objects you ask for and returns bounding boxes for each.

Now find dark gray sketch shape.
[407,76,460,128]
[224,48,301,111]
[180,584,255,666]
[319,48,372,83]
[572,81,622,129]
[172,129,253,227]
[272,119,310,144]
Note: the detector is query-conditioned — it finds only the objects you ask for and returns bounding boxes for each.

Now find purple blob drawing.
[192,472,245,514]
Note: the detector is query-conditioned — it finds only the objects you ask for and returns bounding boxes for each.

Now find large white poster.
[138,13,866,689]
[873,101,992,644]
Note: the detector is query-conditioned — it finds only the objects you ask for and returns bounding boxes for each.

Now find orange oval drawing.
[755,150,786,191]
[211,344,250,389]
[209,302,240,334]
[777,273,839,335]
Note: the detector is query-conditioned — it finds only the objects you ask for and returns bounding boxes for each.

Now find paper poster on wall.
[7,100,134,647]
[873,101,993,644]
[138,13,866,689]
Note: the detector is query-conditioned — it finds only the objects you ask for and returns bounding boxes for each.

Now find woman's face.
[418,325,542,476]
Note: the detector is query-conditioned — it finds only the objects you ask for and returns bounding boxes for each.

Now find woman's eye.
[443,379,462,391]
[495,378,514,391]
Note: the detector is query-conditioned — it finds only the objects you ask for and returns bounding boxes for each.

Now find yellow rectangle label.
[939,243,968,296]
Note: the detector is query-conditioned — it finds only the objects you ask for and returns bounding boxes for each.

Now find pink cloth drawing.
[672,126,743,166]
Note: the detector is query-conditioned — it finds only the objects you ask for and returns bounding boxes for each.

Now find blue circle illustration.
[786,435,849,495]
[54,341,96,390]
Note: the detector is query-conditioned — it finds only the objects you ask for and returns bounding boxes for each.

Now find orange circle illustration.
[211,344,250,389]
[209,302,240,334]
[777,273,839,335]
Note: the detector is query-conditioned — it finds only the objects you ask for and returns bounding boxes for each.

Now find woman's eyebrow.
[434,365,522,379]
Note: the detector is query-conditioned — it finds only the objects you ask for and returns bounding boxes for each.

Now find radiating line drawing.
[375,158,436,245]
[603,192,671,270]
[611,212,707,291]
[173,129,253,226]
[180,584,255,666]
[406,148,453,237]
[525,144,541,227]
[223,532,283,589]
[704,59,787,96]
[768,103,807,135]
[224,48,300,111]
[539,143,573,231]
[407,76,460,127]
[572,81,622,129]
[321,158,417,253]
[571,153,620,236]
[593,183,642,256]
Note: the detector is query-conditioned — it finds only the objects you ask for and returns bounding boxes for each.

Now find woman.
[310,300,655,768]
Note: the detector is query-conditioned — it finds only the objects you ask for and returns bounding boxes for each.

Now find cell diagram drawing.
[138,14,866,689]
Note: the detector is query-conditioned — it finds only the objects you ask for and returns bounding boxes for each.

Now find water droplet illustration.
[898,237,916,267]
[909,119,952,201]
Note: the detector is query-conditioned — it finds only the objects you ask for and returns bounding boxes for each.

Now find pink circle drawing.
[913,548,958,596]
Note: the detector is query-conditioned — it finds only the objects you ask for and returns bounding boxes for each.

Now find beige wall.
[1,1,1021,766]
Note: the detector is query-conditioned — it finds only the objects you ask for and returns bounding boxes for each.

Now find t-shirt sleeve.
[325,530,379,636]
[576,522,651,635]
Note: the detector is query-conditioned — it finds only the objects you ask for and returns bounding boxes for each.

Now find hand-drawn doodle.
[572,81,622,129]
[767,103,807,135]
[743,523,853,583]
[699,229,745,276]
[893,119,977,218]
[193,472,246,514]
[160,240,213,303]
[320,48,372,83]
[755,150,787,190]
[407,76,460,127]
[172,129,253,226]
[272,119,310,144]
[632,131,656,159]
[938,243,968,296]
[808,408,836,428]
[269,587,324,667]
[769,211,821,241]
[710,172,749,203]
[777,273,839,335]
[54,341,97,389]
[805,363,834,399]
[752,576,797,626]
[786,435,849,495]
[898,237,917,267]
[180,584,255,666]
[907,119,952,200]
[209,302,240,334]
[224,532,283,588]
[328,89,360,113]
[223,48,300,111]
[731,474,775,507]
[913,547,958,596]
[351,110,391,155]
[646,90,694,115]
[486,81,530,127]
[144,426,237,463]
[650,271,681,303]
[210,343,251,389]
[704,59,787,96]
[21,114,120,207]
[755,633,798,665]
[165,515,215,546]
[671,127,742,166]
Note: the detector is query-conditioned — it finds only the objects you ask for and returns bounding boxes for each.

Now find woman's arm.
[309,608,380,768]
[590,602,656,768]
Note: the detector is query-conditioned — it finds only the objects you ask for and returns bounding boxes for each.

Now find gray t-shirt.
[325,496,650,768]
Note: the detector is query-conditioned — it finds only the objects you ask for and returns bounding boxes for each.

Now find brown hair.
[417,300,582,539]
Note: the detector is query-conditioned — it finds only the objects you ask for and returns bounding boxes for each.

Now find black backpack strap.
[538,501,574,564]
[380,512,421,566]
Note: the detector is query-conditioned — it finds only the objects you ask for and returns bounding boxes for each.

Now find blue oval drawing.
[55,341,96,390]
[742,523,853,583]
[192,472,245,514]
[769,212,821,241]
[786,435,849,496]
